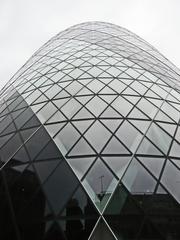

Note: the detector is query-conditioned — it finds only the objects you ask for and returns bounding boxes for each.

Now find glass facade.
[0,21,180,239]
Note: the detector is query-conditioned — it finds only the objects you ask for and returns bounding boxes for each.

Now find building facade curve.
[0,22,180,239]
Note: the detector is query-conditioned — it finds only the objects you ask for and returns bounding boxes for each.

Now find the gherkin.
[0,22,180,240]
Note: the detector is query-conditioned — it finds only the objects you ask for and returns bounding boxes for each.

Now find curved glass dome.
[0,22,180,239]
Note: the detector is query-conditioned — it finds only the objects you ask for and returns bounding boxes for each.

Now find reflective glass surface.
[1,22,180,239]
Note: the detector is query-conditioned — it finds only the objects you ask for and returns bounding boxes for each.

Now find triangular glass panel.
[75,95,93,105]
[138,157,165,178]
[1,122,16,135]
[170,158,180,169]
[25,127,50,160]
[77,78,92,87]
[61,98,82,119]
[170,102,180,112]
[72,120,94,134]
[100,119,122,133]
[31,102,47,113]
[73,107,94,119]
[155,110,174,123]
[128,107,149,119]
[99,85,117,94]
[85,121,111,153]
[45,122,66,137]
[136,137,164,156]
[33,94,48,104]
[52,98,69,109]
[161,160,180,203]
[170,140,180,158]
[85,96,107,116]
[82,158,118,212]
[54,123,80,153]
[43,160,79,214]
[111,96,133,117]
[20,127,38,142]
[100,106,122,118]
[145,89,161,99]
[123,95,140,105]
[104,183,128,216]
[122,158,157,195]
[53,89,70,99]
[67,157,95,179]
[156,184,167,194]
[102,137,131,155]
[148,98,163,108]
[146,123,172,154]
[103,156,132,179]
[12,163,28,173]
[122,86,139,95]
[99,95,117,104]
[116,121,143,153]
[11,146,30,164]
[129,119,151,134]
[98,70,115,78]
[35,140,63,161]
[77,87,94,95]
[86,79,104,93]
[89,219,116,240]
[67,137,95,157]
[46,110,67,123]
[33,160,60,183]
[157,122,176,137]
[11,108,25,120]
[21,115,41,129]
[0,133,14,148]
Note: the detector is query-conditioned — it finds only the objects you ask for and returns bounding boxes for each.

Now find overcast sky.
[1,0,180,90]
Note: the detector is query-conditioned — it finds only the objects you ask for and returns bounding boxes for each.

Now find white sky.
[1,0,180,90]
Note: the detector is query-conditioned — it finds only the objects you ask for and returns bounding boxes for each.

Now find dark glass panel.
[25,127,50,160]
[104,184,145,240]
[1,122,16,136]
[0,172,19,240]
[34,160,61,184]
[8,95,25,112]
[10,146,30,164]
[7,164,53,240]
[35,140,64,161]
[21,115,41,129]
[0,133,14,149]
[89,219,115,240]
[20,127,38,142]
[14,107,34,129]
[43,160,79,214]
[0,115,12,134]
[0,133,22,164]
[58,185,99,240]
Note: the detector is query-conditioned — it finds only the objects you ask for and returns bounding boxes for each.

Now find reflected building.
[0,22,180,239]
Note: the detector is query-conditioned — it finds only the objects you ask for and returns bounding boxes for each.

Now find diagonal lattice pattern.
[0,22,180,239]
